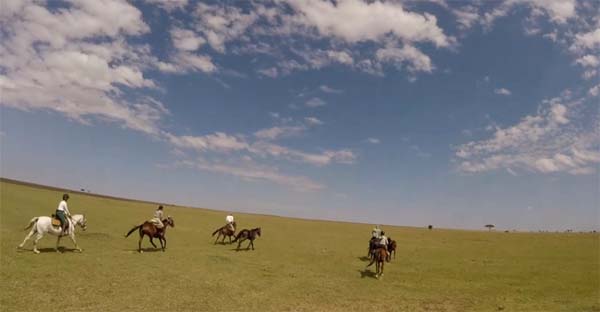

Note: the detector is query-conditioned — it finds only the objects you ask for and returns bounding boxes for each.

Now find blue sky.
[1,0,598,230]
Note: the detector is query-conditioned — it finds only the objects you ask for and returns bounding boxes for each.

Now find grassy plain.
[1,180,598,311]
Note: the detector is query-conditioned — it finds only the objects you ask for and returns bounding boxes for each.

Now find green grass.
[1,180,598,311]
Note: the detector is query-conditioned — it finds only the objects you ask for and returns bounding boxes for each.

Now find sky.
[0,0,598,231]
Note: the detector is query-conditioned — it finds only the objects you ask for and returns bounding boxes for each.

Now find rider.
[56,194,71,234]
[151,205,165,229]
[226,214,235,231]
[379,231,389,249]
[372,225,382,239]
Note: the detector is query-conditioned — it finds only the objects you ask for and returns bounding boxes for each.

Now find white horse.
[18,214,87,254]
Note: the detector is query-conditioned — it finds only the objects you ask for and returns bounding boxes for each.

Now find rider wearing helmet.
[56,194,71,234]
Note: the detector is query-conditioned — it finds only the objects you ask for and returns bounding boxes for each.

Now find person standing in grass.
[56,194,71,234]
[151,205,165,229]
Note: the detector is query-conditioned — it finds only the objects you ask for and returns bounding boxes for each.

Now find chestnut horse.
[125,216,174,253]
[232,227,261,250]
[212,221,236,244]
[367,247,388,278]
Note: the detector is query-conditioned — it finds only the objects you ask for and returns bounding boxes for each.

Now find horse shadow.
[123,248,164,253]
[18,247,79,253]
[358,269,378,279]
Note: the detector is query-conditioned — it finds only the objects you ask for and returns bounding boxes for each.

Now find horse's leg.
[18,228,36,249]
[214,232,220,244]
[236,238,243,250]
[250,239,254,250]
[376,260,380,278]
[380,260,384,277]
[68,233,82,252]
[221,233,226,244]
[228,234,232,244]
[56,235,62,253]
[32,232,43,254]
[138,233,144,253]
[149,237,157,248]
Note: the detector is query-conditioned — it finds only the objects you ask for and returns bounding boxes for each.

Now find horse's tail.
[212,227,222,237]
[24,217,39,231]
[125,225,142,238]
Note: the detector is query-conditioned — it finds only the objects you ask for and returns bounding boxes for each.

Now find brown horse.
[232,227,261,250]
[387,238,397,261]
[212,221,236,244]
[125,216,174,253]
[368,237,382,260]
[367,247,388,278]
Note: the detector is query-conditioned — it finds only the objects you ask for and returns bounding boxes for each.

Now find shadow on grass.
[231,248,254,252]
[123,248,165,253]
[358,256,371,262]
[358,269,378,279]
[17,247,80,253]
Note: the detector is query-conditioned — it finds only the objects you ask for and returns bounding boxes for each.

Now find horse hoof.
[139,250,143,253]
[34,250,40,254]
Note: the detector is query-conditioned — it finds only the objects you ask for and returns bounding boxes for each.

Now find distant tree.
[428,225,433,230]
[80,188,85,192]
[485,224,495,231]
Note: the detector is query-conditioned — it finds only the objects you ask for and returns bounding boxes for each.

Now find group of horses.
[211,221,262,251]
[16,212,391,280]
[17,213,261,254]
[366,236,397,278]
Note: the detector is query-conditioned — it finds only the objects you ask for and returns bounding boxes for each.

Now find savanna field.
[1,180,598,312]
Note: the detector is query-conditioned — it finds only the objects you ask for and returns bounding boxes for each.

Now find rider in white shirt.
[151,205,165,229]
[226,214,235,231]
[56,194,71,234]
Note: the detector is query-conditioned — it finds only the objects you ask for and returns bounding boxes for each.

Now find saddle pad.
[51,218,61,227]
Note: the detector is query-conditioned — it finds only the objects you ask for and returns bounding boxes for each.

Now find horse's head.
[74,214,87,231]
[164,216,175,228]
[255,227,261,237]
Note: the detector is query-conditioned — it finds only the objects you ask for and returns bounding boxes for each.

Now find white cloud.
[589,84,600,97]
[146,0,188,11]
[575,54,600,68]
[456,94,599,175]
[286,0,452,47]
[194,3,258,53]
[0,0,168,135]
[573,28,600,51]
[304,117,324,125]
[257,67,279,78]
[305,97,326,108]
[180,158,325,192]
[494,88,512,95]
[167,132,249,153]
[250,142,356,166]
[319,85,343,94]
[375,45,434,72]
[366,138,381,144]
[254,126,306,140]
[170,27,205,51]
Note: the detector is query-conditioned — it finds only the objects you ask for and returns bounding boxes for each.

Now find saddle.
[50,214,61,227]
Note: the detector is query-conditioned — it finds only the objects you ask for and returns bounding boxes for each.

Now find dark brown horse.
[387,238,397,261]
[212,221,236,244]
[232,227,261,250]
[368,237,379,259]
[367,247,388,278]
[125,216,174,253]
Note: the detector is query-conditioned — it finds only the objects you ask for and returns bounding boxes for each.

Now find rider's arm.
[64,202,71,217]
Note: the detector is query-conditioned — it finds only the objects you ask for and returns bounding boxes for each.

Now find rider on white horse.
[56,194,71,234]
